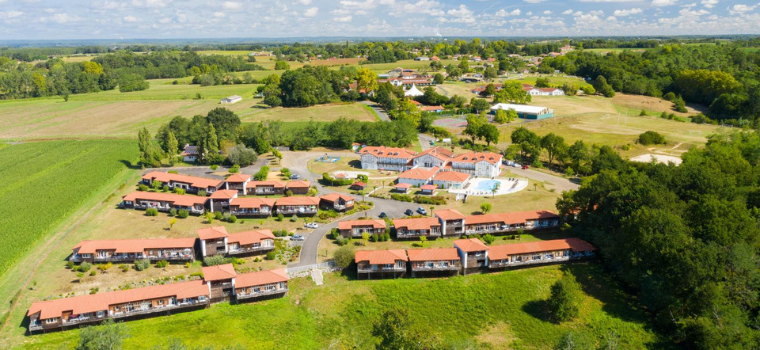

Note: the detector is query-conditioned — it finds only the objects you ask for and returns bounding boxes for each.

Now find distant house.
[490,103,554,120]
[393,217,442,239]
[526,87,564,96]
[234,268,289,302]
[350,181,367,191]
[404,84,424,97]
[220,95,242,104]
[319,193,355,212]
[70,238,196,264]
[420,184,437,195]
[414,56,430,61]
[354,249,407,279]
[420,105,444,113]
[432,171,471,189]
[394,182,412,193]
[246,181,286,196]
[274,196,320,216]
[228,197,276,217]
[338,219,387,238]
[197,226,275,258]
[182,144,198,163]
[287,180,310,195]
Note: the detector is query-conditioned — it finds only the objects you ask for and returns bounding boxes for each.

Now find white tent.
[404,84,424,97]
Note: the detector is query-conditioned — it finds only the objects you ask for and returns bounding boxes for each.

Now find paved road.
[282,151,418,267]
[508,167,579,192]
[361,101,391,121]
[418,134,434,151]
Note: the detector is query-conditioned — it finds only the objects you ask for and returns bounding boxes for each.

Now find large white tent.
[404,84,424,97]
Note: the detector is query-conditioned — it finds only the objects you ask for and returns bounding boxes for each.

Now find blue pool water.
[474,180,500,191]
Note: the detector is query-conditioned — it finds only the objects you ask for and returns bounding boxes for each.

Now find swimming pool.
[474,180,500,191]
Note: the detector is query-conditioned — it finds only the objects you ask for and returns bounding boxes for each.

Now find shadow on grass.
[119,159,141,170]
[347,160,362,169]
[522,299,552,324]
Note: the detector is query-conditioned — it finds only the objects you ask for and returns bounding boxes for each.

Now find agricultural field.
[8,263,667,350]
[238,102,379,123]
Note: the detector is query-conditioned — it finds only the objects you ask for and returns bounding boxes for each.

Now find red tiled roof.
[28,280,209,320]
[360,146,417,159]
[434,208,465,221]
[287,180,310,188]
[489,238,596,260]
[464,210,559,225]
[454,238,488,252]
[421,185,437,190]
[142,171,222,189]
[209,190,238,200]
[432,171,471,183]
[197,226,229,240]
[398,166,439,181]
[354,250,407,264]
[451,152,502,165]
[351,181,367,187]
[225,174,251,183]
[122,191,208,207]
[201,264,237,281]
[229,197,276,209]
[320,193,355,203]
[393,217,440,231]
[406,248,459,262]
[235,268,289,289]
[228,230,275,246]
[395,183,412,189]
[274,196,320,206]
[338,219,386,230]
[415,146,454,162]
[420,106,444,112]
[73,238,196,254]
[246,181,286,189]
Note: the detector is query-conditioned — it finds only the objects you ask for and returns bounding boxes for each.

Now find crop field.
[11,263,666,350]
[238,102,378,123]
[68,79,261,101]
[0,140,138,279]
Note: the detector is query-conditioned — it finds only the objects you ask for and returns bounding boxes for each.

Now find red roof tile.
[354,250,407,264]
[209,190,238,200]
[421,184,437,190]
[197,226,229,240]
[434,208,465,221]
[229,197,276,209]
[406,248,459,262]
[122,191,208,207]
[488,238,596,260]
[338,219,386,230]
[320,193,355,203]
[432,171,471,182]
[201,264,237,281]
[452,152,502,165]
[235,268,289,289]
[142,171,222,189]
[465,210,559,225]
[287,180,310,188]
[393,217,440,231]
[398,167,439,181]
[274,196,320,206]
[73,238,196,255]
[228,230,275,246]
[454,238,488,252]
[225,174,251,182]
[395,183,412,189]
[360,146,417,159]
[246,181,286,189]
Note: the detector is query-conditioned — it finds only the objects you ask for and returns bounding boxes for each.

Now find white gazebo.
[404,84,424,97]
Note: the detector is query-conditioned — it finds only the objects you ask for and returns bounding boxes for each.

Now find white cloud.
[123,15,138,22]
[496,8,521,16]
[222,1,242,10]
[0,11,23,19]
[562,9,574,14]
[214,12,226,18]
[447,4,473,17]
[606,16,617,20]
[526,11,532,15]
[652,0,678,6]
[701,0,717,8]
[158,17,171,23]
[613,8,643,16]
[41,13,79,24]
[296,0,312,4]
[543,10,552,14]
[523,0,547,3]
[729,4,756,14]
[303,7,319,17]
[335,15,353,22]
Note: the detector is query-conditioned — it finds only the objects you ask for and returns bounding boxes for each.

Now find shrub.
[66,261,75,270]
[229,164,240,173]
[189,272,204,279]
[480,203,492,214]
[198,190,207,197]
[203,255,230,266]
[138,184,148,191]
[639,109,647,116]
[548,273,583,322]
[276,213,284,222]
[97,262,113,272]
[151,180,162,190]
[482,234,496,245]
[162,185,170,192]
[76,272,84,279]
[89,270,97,276]
[178,209,189,218]
[210,164,218,170]
[119,264,129,272]
[336,237,351,246]
[290,215,297,222]
[228,215,237,223]
[174,188,186,195]
[169,208,177,216]
[145,208,159,216]
[370,233,379,242]
[265,251,276,260]
[79,262,92,273]
[285,190,293,197]
[334,246,355,268]
[156,260,169,268]
[134,259,151,271]
[214,211,223,220]
[254,166,270,181]
[638,131,667,145]
[273,229,289,237]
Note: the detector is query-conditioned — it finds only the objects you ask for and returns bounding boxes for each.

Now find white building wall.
[397,177,429,187]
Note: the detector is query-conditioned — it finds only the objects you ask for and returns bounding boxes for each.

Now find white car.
[291,234,305,241]
[304,223,319,229]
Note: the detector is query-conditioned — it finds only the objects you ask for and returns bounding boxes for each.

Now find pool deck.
[449,178,528,197]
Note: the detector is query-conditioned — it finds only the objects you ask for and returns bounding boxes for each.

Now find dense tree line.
[557,132,760,349]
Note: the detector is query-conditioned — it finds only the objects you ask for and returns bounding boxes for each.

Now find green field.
[11,263,667,350]
[0,140,138,278]
[68,79,261,101]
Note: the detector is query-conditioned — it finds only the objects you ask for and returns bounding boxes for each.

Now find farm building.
[220,95,242,104]
[490,103,554,120]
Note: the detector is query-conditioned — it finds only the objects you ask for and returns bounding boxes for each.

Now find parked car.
[379,212,387,218]
[304,222,318,229]
[291,234,305,241]
[522,165,529,170]
[416,207,427,215]
[404,209,414,216]
[290,174,300,179]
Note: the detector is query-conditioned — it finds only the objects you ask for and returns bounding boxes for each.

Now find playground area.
[449,177,528,197]
[315,155,341,163]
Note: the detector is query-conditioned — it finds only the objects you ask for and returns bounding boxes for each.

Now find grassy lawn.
[238,102,377,123]
[10,263,668,350]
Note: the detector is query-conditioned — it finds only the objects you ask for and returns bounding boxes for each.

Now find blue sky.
[0,0,758,40]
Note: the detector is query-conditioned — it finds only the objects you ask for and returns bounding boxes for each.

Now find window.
[158,299,164,305]
[45,318,58,324]
[96,311,104,318]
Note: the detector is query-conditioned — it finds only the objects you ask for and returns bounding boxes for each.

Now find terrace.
[235,283,288,300]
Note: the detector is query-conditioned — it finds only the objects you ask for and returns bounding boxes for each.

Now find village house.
[202,264,237,301]
[120,191,207,215]
[393,217,442,239]
[287,180,311,195]
[70,238,196,264]
[454,238,489,273]
[337,219,387,238]
[355,249,408,279]
[406,248,461,277]
[319,193,355,212]
[224,174,251,195]
[463,210,560,235]
[27,280,210,333]
[234,268,289,302]
[227,230,276,257]
[246,181,286,196]
[488,238,597,269]
[228,197,276,217]
[350,181,367,191]
[449,152,503,178]
[181,144,198,163]
[396,166,439,187]
[140,171,222,194]
[431,171,471,189]
[434,208,466,236]
[274,196,320,216]
[360,146,417,171]
[208,190,238,213]
[412,147,454,168]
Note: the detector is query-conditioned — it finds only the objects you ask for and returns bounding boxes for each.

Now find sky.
[0,0,759,40]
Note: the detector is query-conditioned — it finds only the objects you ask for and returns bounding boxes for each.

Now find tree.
[274,60,290,70]
[593,76,615,98]
[478,124,500,146]
[419,235,427,247]
[541,133,567,167]
[511,126,541,162]
[356,67,378,94]
[433,73,444,84]
[480,202,492,214]
[168,218,177,230]
[561,83,579,96]
[464,114,486,144]
[494,81,531,104]
[227,144,258,166]
[484,66,498,80]
[535,77,551,88]
[76,319,129,350]
[333,246,355,268]
[203,123,220,164]
[362,232,370,246]
[469,98,491,114]
[548,273,582,323]
[118,74,149,93]
[166,131,178,166]
[206,107,240,143]
[138,127,159,168]
[481,83,497,97]
[373,309,444,350]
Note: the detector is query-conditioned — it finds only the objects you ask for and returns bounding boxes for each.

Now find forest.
[557,132,760,349]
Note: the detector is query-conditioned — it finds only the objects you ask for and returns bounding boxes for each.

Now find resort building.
[202,264,237,301]
[412,147,454,169]
[246,181,286,196]
[287,180,311,195]
[140,171,222,194]
[393,217,442,239]
[355,249,408,279]
[120,192,207,215]
[208,190,238,213]
[197,226,229,257]
[228,197,276,217]
[224,174,251,195]
[488,238,597,269]
[360,146,417,171]
[406,248,461,277]
[434,209,466,236]
[431,171,471,189]
[454,238,489,273]
[234,268,289,302]
[397,167,439,186]
[449,152,503,178]
[70,238,196,263]
[227,230,276,257]
[319,193,355,212]
[394,182,412,193]
[463,210,560,235]
[274,196,320,216]
[337,219,387,238]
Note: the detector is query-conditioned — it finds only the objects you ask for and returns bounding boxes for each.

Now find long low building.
[141,171,222,194]
[355,238,596,278]
[337,219,387,238]
[197,226,275,258]
[70,238,196,263]
[391,209,560,239]
[490,103,554,120]
[121,191,207,215]
[27,266,289,333]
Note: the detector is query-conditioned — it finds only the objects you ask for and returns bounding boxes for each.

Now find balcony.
[489,255,571,268]
[236,287,288,300]
[229,209,271,217]
[70,253,193,263]
[396,231,442,239]
[411,263,460,271]
[227,245,274,255]
[277,207,318,215]
[358,266,406,273]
